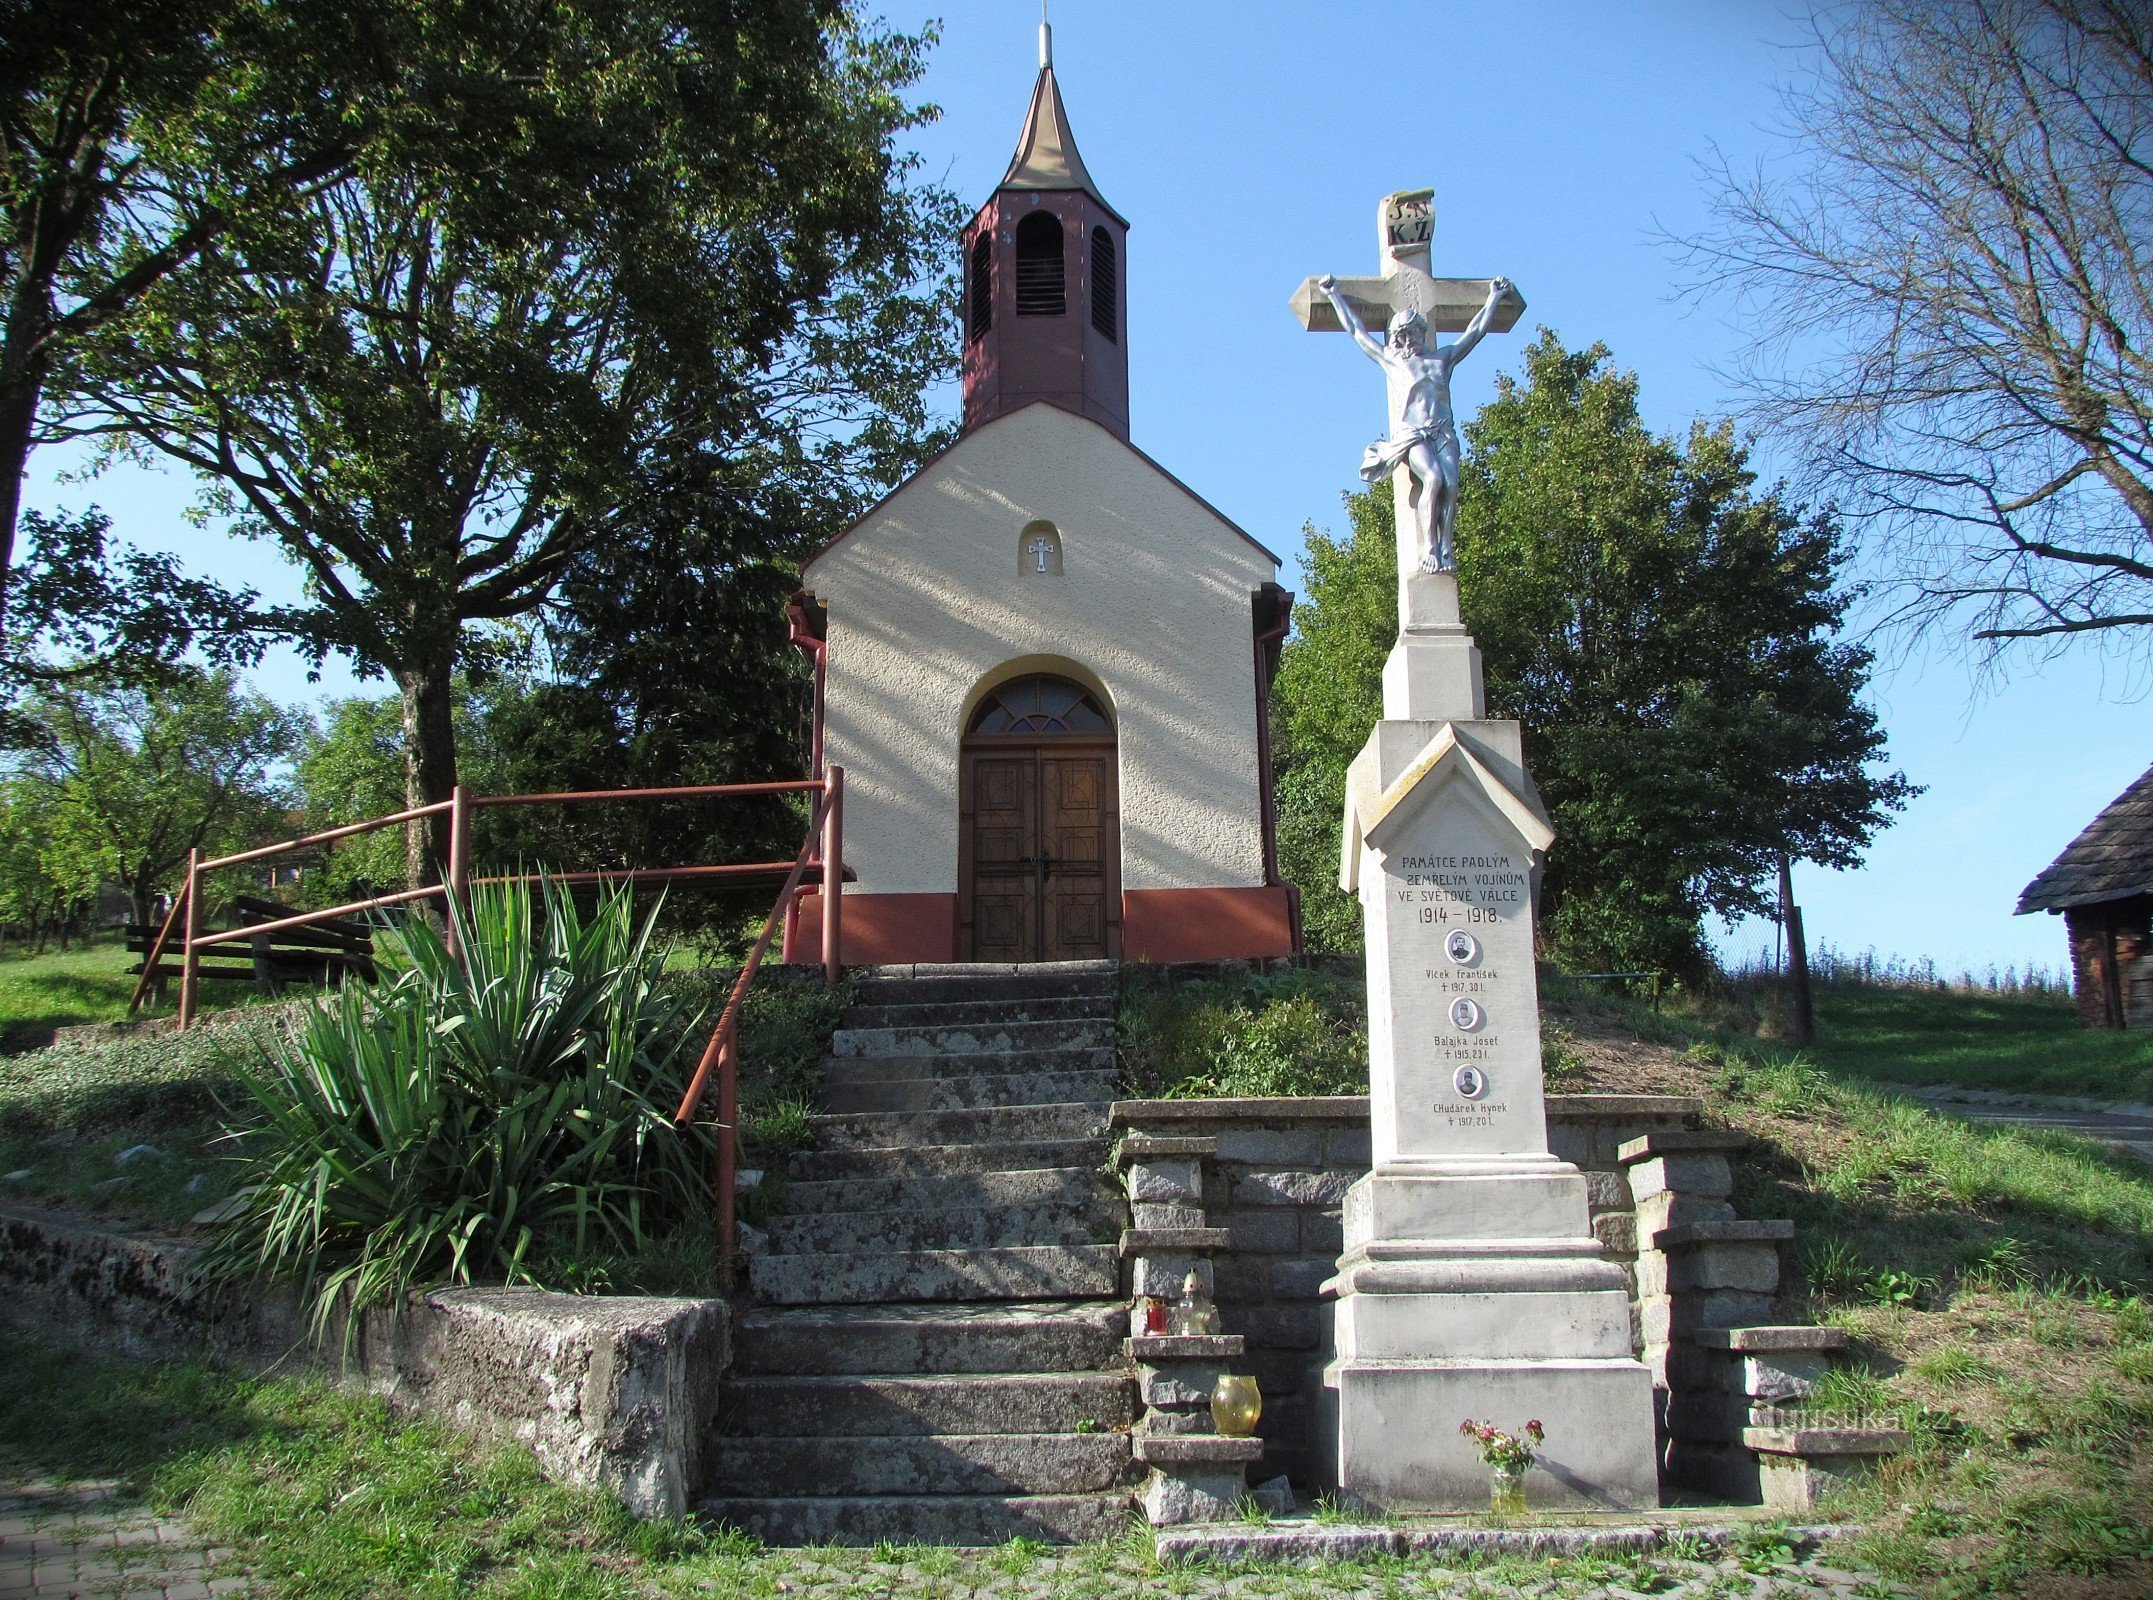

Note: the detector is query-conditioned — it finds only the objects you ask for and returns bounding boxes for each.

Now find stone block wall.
[1110,1093,1706,1487]
[0,1203,728,1518]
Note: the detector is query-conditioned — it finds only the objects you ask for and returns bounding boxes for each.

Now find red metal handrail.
[146,767,847,1262]
[148,774,842,1026]
[673,766,843,1267]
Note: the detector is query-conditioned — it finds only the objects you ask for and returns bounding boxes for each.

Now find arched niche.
[1019,520,1064,576]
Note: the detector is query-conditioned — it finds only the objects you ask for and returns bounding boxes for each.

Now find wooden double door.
[959,737,1120,961]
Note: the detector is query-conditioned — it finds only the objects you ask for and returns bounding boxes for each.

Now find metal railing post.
[177,851,201,1031]
[821,766,843,982]
[446,784,471,958]
[715,1024,739,1269]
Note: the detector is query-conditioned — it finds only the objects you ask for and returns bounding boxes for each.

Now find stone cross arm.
[1290,275,1526,335]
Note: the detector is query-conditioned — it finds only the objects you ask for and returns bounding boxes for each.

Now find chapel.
[788,31,1299,965]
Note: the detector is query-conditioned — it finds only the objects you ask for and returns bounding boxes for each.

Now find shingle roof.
[2017,763,2153,913]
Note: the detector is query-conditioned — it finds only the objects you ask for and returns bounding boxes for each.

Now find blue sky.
[26,0,2147,975]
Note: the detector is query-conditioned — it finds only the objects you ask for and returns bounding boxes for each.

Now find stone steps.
[849,963,1117,1006]
[710,963,1133,1544]
[778,1166,1104,1217]
[731,1302,1127,1377]
[704,1432,1135,1497]
[719,1371,1136,1437]
[819,1068,1118,1115]
[806,1102,1109,1152]
[831,1017,1115,1058]
[782,1137,1107,1183]
[747,1243,1120,1305]
[764,1198,1119,1257]
[820,1046,1117,1083]
[840,995,1115,1030]
[698,1492,1132,1547]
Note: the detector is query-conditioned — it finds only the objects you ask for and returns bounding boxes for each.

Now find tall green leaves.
[200,879,707,1338]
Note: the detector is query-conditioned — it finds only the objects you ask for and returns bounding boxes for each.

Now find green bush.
[199,879,709,1335]
[1120,966,1367,1099]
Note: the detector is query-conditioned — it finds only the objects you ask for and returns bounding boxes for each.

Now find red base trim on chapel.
[789,885,1296,967]
[1120,886,1297,964]
[791,891,957,966]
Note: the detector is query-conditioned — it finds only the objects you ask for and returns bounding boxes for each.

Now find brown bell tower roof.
[999,62,1125,225]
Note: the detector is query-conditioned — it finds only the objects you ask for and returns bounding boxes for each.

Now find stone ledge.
[1116,1135,1219,1165]
[1743,1425,1910,1457]
[1121,1228,1233,1256]
[1548,1095,1707,1120]
[1112,1097,1370,1125]
[1126,1334,1246,1360]
[1616,1129,1750,1163]
[0,1203,726,1519]
[1134,1435,1266,1465]
[1693,1325,1849,1353]
[1114,1094,1706,1129]
[1650,1220,1797,1250]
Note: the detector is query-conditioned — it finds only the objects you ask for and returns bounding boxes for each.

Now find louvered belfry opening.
[1089,226,1116,341]
[968,232,994,341]
[1015,211,1065,316]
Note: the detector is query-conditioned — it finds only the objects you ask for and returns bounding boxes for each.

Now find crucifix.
[1292,189,1523,577]
[1026,533,1058,573]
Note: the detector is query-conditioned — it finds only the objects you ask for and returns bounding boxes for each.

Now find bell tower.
[960,20,1130,440]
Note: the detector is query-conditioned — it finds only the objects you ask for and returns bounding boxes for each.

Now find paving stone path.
[651,1540,1880,1597]
[1893,1084,2153,1163]
[0,1481,249,1599]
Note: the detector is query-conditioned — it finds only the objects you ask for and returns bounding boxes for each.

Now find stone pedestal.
[1317,571,1658,1512]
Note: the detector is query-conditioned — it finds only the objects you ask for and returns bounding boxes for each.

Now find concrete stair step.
[781,1138,1108,1183]
[699,1491,1132,1547]
[732,1301,1128,1376]
[840,995,1115,1030]
[806,1102,1108,1152]
[719,1370,1136,1437]
[780,1166,1107,1217]
[764,1198,1119,1257]
[850,964,1118,1006]
[747,1243,1120,1305]
[820,1069,1119,1115]
[821,1046,1116,1084]
[831,1018,1115,1058]
[703,1432,1135,1497]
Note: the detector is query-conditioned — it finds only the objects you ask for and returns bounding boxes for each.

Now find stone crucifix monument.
[1294,190,1659,1511]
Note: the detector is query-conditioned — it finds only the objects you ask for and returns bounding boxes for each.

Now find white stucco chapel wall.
[802,401,1280,897]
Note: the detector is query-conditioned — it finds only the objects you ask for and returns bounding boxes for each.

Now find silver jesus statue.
[1319,273,1512,573]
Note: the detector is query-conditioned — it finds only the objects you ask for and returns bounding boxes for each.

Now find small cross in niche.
[1027,535,1057,573]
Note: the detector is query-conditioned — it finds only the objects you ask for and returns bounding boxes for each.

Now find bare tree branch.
[1674,0,2153,672]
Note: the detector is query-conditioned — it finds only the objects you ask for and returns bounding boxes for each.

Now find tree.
[67,2,957,890]
[1273,333,1915,976]
[0,775,87,948]
[1678,0,2153,663]
[0,0,369,630]
[7,666,302,928]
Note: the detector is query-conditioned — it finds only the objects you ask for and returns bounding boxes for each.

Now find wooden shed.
[2017,764,2153,1028]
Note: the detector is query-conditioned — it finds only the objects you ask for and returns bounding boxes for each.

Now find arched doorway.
[958,674,1120,961]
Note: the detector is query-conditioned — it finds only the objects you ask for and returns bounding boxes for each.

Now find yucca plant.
[198,877,710,1340]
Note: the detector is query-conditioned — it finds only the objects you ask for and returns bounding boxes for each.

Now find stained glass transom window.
[968,675,1110,735]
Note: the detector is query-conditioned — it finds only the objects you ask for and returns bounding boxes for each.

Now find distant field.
[1803,980,2153,1103]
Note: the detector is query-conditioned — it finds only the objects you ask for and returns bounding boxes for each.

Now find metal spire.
[1040,2,1052,69]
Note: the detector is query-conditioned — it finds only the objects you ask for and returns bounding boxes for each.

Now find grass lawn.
[0,934,265,1053]
[0,1337,1863,1600]
[1801,981,2153,1104]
